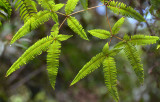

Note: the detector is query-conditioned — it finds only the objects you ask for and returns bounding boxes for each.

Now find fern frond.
[65,0,79,15]
[6,36,53,77]
[0,0,12,19]
[88,29,111,39]
[80,0,88,10]
[47,41,61,89]
[15,0,37,23]
[103,57,119,102]
[56,34,73,41]
[51,23,59,37]
[123,43,144,84]
[102,43,109,54]
[37,0,55,10]
[71,52,105,86]
[112,17,125,35]
[11,10,52,44]
[108,1,145,22]
[157,44,160,49]
[108,48,122,57]
[102,43,122,56]
[114,41,125,48]
[67,16,88,40]
[129,35,159,45]
[38,0,64,12]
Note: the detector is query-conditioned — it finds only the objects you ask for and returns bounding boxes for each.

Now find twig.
[59,17,68,30]
[69,4,104,16]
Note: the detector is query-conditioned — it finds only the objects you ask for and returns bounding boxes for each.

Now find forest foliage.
[0,0,160,101]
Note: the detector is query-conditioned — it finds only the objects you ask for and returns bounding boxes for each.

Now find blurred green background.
[0,0,160,102]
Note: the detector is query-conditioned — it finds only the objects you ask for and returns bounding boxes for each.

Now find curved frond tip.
[6,36,53,77]
[47,41,61,89]
[71,52,105,86]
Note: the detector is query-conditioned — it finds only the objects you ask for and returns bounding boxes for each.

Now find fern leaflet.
[15,0,37,23]
[123,43,144,84]
[47,41,61,89]
[11,10,52,44]
[6,36,53,77]
[37,0,55,10]
[108,1,145,22]
[71,52,105,86]
[0,0,12,19]
[65,0,79,15]
[129,35,159,45]
[103,57,119,102]
[112,17,125,35]
[88,29,111,39]
[67,16,88,40]
[157,44,160,49]
[56,34,73,41]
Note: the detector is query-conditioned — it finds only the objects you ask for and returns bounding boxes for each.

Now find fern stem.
[113,35,123,41]
[105,1,113,35]
[108,37,112,46]
[68,4,105,16]
[59,17,68,30]
[56,12,66,16]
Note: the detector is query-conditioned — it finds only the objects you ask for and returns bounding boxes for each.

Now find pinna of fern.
[10,2,64,44]
[71,43,121,102]
[6,23,73,90]
[14,0,37,23]
[107,0,146,22]
[0,0,12,23]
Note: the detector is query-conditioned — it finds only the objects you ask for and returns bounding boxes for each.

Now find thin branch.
[56,12,66,16]
[59,17,68,30]
[113,35,123,41]
[69,4,105,16]
[108,37,112,46]
[105,0,113,35]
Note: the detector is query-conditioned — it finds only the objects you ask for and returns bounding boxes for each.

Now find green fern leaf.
[47,41,61,89]
[51,23,59,37]
[123,43,144,84]
[88,29,111,39]
[108,48,122,57]
[114,41,125,48]
[57,34,73,41]
[52,4,64,12]
[112,17,125,35]
[67,16,88,40]
[0,0,12,19]
[103,57,119,102]
[37,0,55,10]
[6,36,54,77]
[129,35,159,45]
[102,43,109,54]
[80,0,88,10]
[71,52,105,86]
[157,44,160,49]
[65,0,79,15]
[15,0,37,23]
[108,1,145,22]
[103,43,122,56]
[11,10,52,44]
